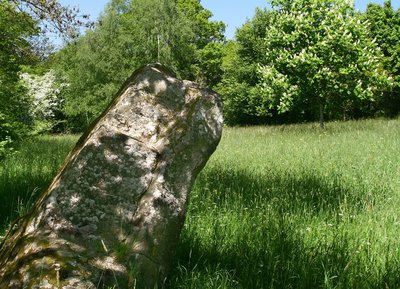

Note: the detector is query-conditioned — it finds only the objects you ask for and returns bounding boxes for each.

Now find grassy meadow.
[0,135,79,229]
[1,118,400,288]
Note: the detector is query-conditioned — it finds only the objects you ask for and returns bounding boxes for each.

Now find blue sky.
[60,0,400,39]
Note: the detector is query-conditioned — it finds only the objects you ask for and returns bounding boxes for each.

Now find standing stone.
[0,64,223,288]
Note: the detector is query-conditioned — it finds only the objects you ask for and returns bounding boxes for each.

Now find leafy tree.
[55,0,190,129]
[177,0,224,49]
[55,0,225,131]
[0,0,90,155]
[196,42,224,87]
[0,2,37,155]
[8,0,91,37]
[217,9,280,125]
[364,0,400,117]
[54,1,139,130]
[20,70,66,133]
[257,0,391,128]
[177,0,225,86]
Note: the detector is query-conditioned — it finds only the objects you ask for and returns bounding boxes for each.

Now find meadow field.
[1,118,399,288]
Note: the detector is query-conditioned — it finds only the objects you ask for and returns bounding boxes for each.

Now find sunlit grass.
[1,118,399,288]
[169,118,400,289]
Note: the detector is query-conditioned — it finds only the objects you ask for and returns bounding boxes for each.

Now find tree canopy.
[0,0,91,155]
[1,0,399,140]
[219,0,393,127]
[216,8,274,125]
[0,2,38,154]
[55,0,225,131]
[8,0,91,37]
[364,0,400,116]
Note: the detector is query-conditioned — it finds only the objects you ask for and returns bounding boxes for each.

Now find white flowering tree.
[0,0,90,157]
[20,70,66,133]
[258,0,392,128]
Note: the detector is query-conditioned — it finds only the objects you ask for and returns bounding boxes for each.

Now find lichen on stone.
[0,64,222,289]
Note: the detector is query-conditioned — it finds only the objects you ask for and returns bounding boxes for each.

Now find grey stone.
[0,64,223,288]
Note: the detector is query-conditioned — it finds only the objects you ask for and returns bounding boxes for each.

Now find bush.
[0,112,29,158]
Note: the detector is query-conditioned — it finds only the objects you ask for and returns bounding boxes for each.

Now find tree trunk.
[319,100,325,129]
[0,64,223,289]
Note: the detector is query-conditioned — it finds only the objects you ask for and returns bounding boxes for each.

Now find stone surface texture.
[0,64,223,288]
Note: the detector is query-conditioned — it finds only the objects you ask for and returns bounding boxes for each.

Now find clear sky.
[59,0,400,40]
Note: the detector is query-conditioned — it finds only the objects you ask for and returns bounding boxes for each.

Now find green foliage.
[258,0,391,128]
[196,42,224,88]
[177,0,225,86]
[55,0,225,131]
[217,9,286,125]
[0,0,83,152]
[177,0,225,49]
[1,0,88,142]
[0,112,29,158]
[20,70,66,134]
[364,0,400,117]
[219,2,394,126]
[0,2,38,154]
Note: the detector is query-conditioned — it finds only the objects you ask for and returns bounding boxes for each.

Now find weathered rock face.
[0,64,223,288]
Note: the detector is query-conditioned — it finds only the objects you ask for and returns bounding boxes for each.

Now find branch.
[9,0,93,39]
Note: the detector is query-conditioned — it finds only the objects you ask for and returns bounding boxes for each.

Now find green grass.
[168,118,400,289]
[1,118,400,288]
[0,135,79,231]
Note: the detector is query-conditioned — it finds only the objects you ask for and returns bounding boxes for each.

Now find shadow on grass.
[0,136,76,228]
[0,173,50,225]
[167,166,393,289]
[170,221,353,289]
[171,226,400,289]
[191,164,368,216]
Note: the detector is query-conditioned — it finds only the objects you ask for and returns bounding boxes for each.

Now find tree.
[20,70,66,133]
[196,41,224,87]
[257,0,391,128]
[0,2,38,155]
[55,0,225,131]
[8,0,91,38]
[0,0,91,155]
[216,8,281,125]
[177,0,225,86]
[177,0,225,49]
[364,0,400,117]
